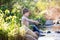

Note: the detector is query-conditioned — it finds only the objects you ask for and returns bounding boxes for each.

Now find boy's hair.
[23,8,29,14]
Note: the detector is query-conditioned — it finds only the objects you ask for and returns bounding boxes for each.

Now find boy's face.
[25,12,30,17]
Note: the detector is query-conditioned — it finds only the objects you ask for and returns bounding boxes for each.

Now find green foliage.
[0,5,8,11]
[0,9,19,40]
[36,1,48,11]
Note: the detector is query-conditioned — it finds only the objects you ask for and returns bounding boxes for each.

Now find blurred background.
[0,0,60,40]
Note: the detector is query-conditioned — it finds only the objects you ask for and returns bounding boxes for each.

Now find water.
[38,32,60,40]
[38,24,60,40]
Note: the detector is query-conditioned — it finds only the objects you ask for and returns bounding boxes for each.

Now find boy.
[21,8,44,36]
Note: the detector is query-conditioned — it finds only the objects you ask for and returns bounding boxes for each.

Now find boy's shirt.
[21,15,32,27]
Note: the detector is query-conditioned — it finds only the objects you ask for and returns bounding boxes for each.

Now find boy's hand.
[35,21,39,25]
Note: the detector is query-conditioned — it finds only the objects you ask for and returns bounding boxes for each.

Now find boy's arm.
[26,18,39,24]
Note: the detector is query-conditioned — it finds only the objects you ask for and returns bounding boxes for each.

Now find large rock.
[25,34,37,40]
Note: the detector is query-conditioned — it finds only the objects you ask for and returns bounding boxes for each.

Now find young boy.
[21,8,44,36]
[21,8,39,27]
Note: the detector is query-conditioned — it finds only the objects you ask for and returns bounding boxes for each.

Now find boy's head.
[23,8,30,17]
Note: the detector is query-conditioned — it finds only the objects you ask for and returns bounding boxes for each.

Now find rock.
[25,35,37,40]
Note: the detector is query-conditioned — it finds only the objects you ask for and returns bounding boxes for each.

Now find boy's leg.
[32,25,43,33]
[32,25,45,36]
